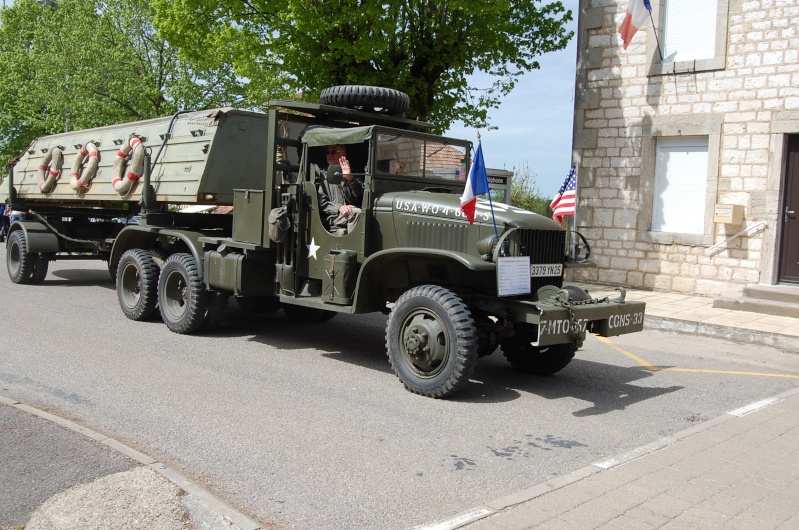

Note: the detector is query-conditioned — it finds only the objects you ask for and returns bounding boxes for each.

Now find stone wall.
[569,0,798,296]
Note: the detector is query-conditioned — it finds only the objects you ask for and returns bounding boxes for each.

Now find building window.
[652,137,709,235]
[663,0,716,62]
[647,0,729,75]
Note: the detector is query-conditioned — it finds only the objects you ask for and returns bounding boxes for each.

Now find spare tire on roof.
[320,85,410,114]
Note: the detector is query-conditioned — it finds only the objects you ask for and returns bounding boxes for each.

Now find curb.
[644,315,799,353]
[416,385,799,530]
[0,394,265,530]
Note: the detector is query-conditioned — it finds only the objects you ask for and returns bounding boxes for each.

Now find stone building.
[569,0,799,298]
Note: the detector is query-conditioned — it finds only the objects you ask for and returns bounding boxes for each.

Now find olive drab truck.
[5,85,646,398]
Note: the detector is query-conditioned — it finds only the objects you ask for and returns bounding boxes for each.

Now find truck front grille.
[516,229,565,294]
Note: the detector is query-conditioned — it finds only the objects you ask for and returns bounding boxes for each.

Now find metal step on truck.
[4,85,645,398]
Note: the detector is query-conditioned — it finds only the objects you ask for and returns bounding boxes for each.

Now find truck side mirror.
[327,164,343,184]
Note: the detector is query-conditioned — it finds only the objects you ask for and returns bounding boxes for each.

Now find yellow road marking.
[596,336,799,379]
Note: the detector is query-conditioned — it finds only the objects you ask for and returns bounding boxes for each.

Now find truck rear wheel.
[7,231,34,284]
[385,285,477,398]
[202,291,230,332]
[117,248,159,321]
[500,334,577,376]
[30,253,51,284]
[158,253,208,334]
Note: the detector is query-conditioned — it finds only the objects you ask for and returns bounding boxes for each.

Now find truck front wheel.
[7,231,34,284]
[117,249,159,321]
[386,285,477,398]
[500,334,577,376]
[158,253,208,334]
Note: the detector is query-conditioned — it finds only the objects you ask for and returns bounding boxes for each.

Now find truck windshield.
[376,132,468,181]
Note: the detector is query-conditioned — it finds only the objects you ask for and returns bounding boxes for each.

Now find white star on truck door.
[307,238,320,260]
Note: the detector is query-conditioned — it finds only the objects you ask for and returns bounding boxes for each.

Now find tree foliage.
[153,0,573,131]
[509,161,552,217]
[0,0,244,166]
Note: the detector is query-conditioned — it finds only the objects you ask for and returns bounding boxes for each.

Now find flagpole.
[648,8,664,61]
[476,133,500,239]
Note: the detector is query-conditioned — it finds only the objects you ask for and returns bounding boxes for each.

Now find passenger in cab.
[316,144,363,235]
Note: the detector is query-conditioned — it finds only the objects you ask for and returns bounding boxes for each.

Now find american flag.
[550,165,577,223]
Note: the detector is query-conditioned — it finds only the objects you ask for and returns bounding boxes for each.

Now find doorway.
[779,135,799,283]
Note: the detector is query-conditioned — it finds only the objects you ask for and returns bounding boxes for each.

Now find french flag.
[459,143,490,224]
[618,0,651,49]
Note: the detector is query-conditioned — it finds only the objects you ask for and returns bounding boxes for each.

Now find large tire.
[500,330,577,376]
[282,304,337,323]
[202,291,230,332]
[29,253,51,284]
[7,231,34,284]
[385,285,477,398]
[158,253,208,334]
[320,85,410,114]
[117,248,159,321]
[149,247,171,269]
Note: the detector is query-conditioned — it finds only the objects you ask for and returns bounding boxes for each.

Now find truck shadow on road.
[48,269,115,289]
[218,307,683,409]
[466,357,684,413]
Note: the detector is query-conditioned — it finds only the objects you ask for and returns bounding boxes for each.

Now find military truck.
[5,86,645,398]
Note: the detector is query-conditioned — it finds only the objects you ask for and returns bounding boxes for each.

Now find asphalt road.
[2,255,799,529]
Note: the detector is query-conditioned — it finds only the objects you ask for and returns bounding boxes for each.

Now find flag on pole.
[550,165,577,224]
[618,0,651,49]
[459,142,490,224]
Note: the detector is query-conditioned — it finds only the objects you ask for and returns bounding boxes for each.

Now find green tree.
[509,161,552,217]
[0,0,244,166]
[153,0,573,131]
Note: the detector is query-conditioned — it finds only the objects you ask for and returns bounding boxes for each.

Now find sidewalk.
[427,386,799,530]
[574,282,799,353]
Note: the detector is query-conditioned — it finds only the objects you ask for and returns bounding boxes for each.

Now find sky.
[444,0,579,199]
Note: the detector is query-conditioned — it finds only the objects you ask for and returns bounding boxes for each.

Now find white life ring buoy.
[38,147,64,194]
[112,136,144,196]
[69,142,100,192]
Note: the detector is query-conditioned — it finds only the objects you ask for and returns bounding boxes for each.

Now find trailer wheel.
[500,334,577,376]
[117,248,159,321]
[202,291,230,332]
[282,304,337,323]
[158,253,208,334]
[385,285,477,398]
[30,253,51,284]
[320,85,410,114]
[7,231,34,284]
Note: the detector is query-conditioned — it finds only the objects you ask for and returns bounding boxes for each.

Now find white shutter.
[652,137,708,234]
[664,0,716,62]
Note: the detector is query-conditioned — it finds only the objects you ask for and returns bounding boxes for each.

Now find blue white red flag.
[459,143,490,224]
[618,0,651,49]
[550,165,577,223]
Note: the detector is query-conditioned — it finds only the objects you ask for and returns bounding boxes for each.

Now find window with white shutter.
[652,136,709,234]
[663,0,716,62]
[647,0,729,75]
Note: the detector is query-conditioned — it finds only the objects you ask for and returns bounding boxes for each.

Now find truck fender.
[352,248,495,312]
[110,226,206,279]
[9,221,60,253]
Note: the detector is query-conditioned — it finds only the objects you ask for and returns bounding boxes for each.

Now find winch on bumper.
[472,287,646,348]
